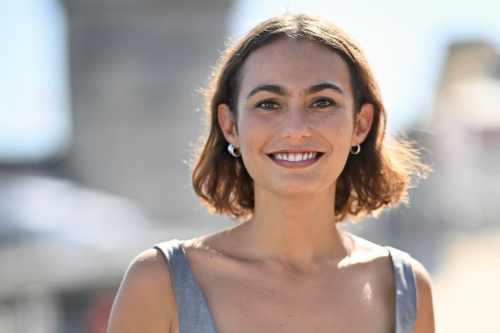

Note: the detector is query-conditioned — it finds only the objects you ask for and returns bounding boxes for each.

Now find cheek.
[237,114,270,158]
[312,113,354,146]
[236,113,280,181]
[237,113,274,144]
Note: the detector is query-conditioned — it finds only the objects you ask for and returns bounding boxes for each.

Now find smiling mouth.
[269,152,324,162]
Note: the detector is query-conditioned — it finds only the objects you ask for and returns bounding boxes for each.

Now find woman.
[108,13,434,333]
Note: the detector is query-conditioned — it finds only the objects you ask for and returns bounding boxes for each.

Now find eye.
[256,100,280,109]
[311,99,335,109]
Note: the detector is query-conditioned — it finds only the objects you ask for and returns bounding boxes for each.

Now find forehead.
[239,37,352,96]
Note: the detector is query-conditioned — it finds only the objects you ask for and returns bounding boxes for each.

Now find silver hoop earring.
[350,144,361,155]
[227,143,241,157]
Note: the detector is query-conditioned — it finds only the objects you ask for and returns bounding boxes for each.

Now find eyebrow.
[246,84,289,100]
[246,82,345,100]
[304,83,345,97]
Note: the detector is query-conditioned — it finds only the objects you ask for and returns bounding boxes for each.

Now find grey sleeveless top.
[154,239,417,333]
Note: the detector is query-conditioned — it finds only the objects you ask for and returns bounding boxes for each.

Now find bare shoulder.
[108,248,178,333]
[179,227,239,257]
[411,257,435,333]
[411,257,433,289]
[341,231,391,261]
[341,232,395,288]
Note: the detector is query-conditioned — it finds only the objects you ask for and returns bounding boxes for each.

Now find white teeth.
[273,152,318,162]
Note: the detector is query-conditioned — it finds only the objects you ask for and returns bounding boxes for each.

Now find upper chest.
[182,248,396,333]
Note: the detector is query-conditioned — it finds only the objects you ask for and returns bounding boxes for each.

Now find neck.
[236,184,348,267]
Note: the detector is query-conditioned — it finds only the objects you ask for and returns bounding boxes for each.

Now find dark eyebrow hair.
[246,82,345,100]
[304,83,345,96]
[246,84,289,100]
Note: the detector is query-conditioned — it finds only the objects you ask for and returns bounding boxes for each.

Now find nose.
[280,103,312,140]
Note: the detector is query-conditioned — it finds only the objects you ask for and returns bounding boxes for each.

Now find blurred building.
[61,0,234,223]
[0,0,234,332]
[0,173,228,332]
[408,41,500,332]
[429,41,500,229]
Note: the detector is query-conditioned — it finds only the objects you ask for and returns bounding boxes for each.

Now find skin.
[108,37,435,333]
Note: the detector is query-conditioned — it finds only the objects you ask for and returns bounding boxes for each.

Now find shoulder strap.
[385,246,418,333]
[154,239,218,333]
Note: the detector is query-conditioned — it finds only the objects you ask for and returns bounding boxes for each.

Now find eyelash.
[255,98,335,110]
[311,99,335,108]
[256,100,280,109]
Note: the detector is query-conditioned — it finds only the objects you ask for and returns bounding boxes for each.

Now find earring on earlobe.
[350,144,361,155]
[227,143,241,157]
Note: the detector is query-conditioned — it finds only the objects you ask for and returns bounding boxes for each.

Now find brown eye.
[312,99,334,108]
[257,101,279,109]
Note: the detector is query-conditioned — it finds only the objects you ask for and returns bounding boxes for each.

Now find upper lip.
[267,148,323,154]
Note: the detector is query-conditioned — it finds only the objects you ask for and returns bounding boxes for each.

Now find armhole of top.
[385,246,418,333]
[153,239,218,333]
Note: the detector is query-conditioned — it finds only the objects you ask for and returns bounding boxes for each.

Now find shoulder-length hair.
[191,13,429,222]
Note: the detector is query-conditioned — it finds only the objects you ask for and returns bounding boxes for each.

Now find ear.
[351,102,374,146]
[218,103,240,148]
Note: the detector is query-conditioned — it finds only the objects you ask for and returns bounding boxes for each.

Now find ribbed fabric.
[154,240,218,333]
[385,246,418,333]
[155,239,418,333]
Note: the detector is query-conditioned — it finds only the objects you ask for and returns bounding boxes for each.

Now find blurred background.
[1,0,499,332]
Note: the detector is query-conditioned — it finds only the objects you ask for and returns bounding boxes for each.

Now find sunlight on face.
[234,37,357,197]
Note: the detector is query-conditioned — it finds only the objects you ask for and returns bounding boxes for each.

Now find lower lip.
[268,155,322,169]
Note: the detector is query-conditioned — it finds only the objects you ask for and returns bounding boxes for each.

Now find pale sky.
[1,0,499,162]
[0,0,70,163]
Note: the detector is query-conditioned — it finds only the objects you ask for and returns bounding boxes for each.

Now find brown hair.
[192,13,429,222]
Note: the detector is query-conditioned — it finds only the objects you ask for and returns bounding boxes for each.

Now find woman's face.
[219,37,373,197]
